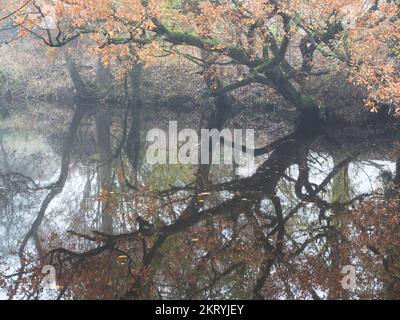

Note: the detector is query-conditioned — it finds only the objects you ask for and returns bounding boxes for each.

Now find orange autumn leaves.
[348,2,400,116]
[2,0,400,115]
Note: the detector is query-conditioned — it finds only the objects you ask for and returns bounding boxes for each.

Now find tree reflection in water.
[0,102,399,300]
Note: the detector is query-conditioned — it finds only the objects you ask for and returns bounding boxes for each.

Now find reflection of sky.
[236,151,394,192]
[0,132,98,299]
[350,161,396,194]
[0,130,398,299]
[1,131,58,256]
[0,131,59,184]
[46,168,95,234]
[0,132,60,296]
[306,151,396,196]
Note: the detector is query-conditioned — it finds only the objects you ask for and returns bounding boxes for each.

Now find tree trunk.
[63,47,91,97]
[96,58,114,233]
[327,155,352,300]
[126,62,143,182]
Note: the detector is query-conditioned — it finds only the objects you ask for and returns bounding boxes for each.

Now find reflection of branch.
[0,0,31,23]
[67,230,97,242]
[25,117,381,299]
[14,105,90,295]
[313,153,360,196]
[0,171,51,191]
[44,196,251,264]
[192,262,245,298]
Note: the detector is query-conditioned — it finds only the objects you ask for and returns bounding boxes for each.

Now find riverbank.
[0,40,398,129]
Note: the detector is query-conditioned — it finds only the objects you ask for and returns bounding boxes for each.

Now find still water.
[0,103,399,300]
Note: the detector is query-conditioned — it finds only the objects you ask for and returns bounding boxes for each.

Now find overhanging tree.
[2,0,399,117]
